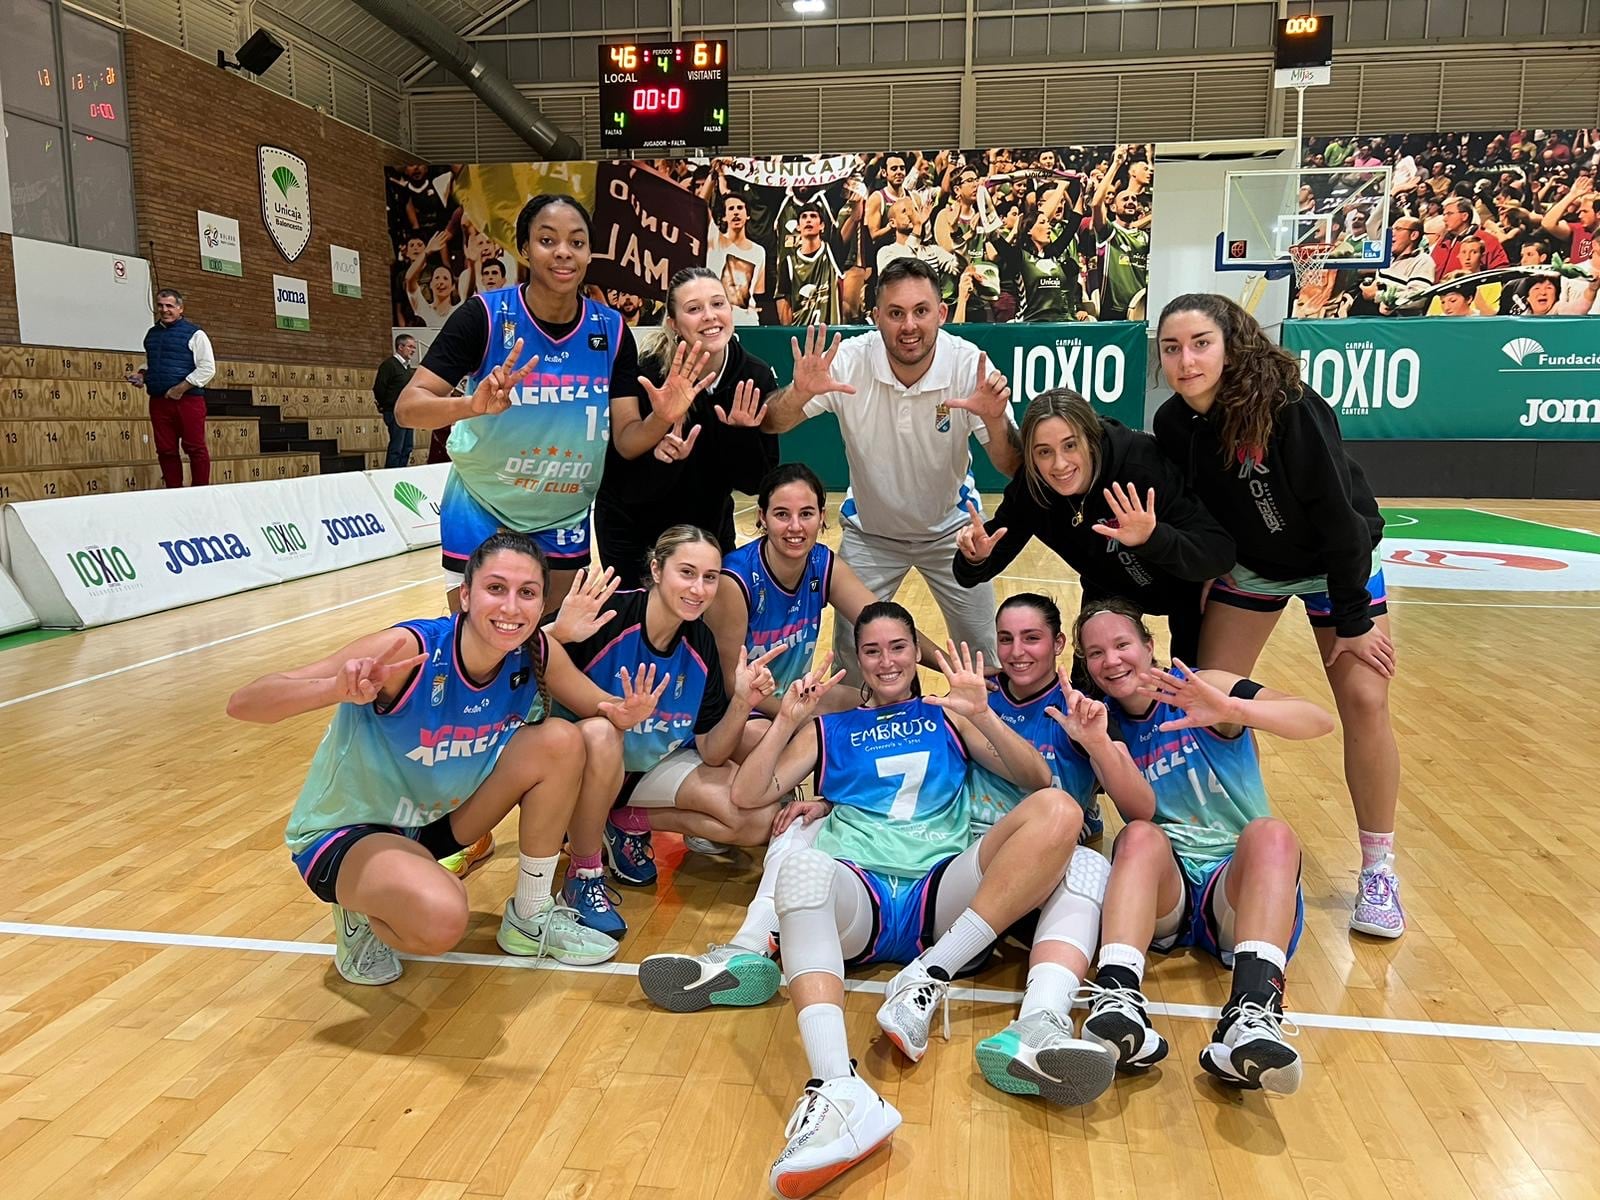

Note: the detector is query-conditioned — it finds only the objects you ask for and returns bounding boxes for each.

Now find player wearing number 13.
[397,195,640,613]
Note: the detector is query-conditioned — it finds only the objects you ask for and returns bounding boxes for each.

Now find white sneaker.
[332,904,402,986]
[768,1073,901,1199]
[975,1009,1116,1106]
[1199,1001,1302,1094]
[683,835,731,855]
[637,943,781,1012]
[875,960,949,1063]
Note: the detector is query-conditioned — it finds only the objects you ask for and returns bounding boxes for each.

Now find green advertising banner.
[739,322,1148,491]
[1281,317,1600,440]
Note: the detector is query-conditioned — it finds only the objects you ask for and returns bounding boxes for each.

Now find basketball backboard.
[1218,165,1393,273]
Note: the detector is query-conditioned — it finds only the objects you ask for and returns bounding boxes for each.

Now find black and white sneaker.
[1078,981,1168,1071]
[1199,1001,1301,1095]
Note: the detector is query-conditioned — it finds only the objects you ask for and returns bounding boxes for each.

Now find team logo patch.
[510,669,529,690]
[674,674,685,699]
[589,333,609,351]
[934,401,952,433]
[431,673,447,706]
[502,317,518,350]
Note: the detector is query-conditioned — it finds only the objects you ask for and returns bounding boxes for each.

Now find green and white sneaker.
[975,1009,1117,1107]
[496,897,620,965]
[637,943,780,1012]
[332,904,402,986]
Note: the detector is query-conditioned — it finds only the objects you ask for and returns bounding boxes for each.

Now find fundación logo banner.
[259,144,311,262]
[273,274,310,331]
[1282,316,1600,440]
[197,210,243,276]
[330,244,362,298]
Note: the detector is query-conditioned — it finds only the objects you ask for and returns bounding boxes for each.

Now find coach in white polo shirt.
[762,256,1020,677]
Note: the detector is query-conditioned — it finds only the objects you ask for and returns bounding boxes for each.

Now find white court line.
[993,573,1600,609]
[3,919,1598,1048]
[0,575,445,710]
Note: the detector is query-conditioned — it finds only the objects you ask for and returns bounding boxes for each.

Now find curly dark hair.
[1157,293,1302,467]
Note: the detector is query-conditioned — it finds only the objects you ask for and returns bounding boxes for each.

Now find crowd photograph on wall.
[1293,127,1600,319]
[384,144,1154,330]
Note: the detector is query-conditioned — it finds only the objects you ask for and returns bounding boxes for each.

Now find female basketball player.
[227,533,659,986]
[1072,599,1331,1095]
[548,525,786,907]
[706,462,942,718]
[1153,293,1405,938]
[735,603,1120,1197]
[595,267,781,586]
[954,389,1235,674]
[395,194,640,614]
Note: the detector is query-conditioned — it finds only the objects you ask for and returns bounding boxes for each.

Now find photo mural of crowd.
[385,145,1153,328]
[1294,128,1600,319]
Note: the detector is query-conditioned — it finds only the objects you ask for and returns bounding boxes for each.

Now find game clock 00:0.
[598,41,730,150]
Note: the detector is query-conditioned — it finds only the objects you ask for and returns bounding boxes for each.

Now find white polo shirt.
[802,328,1013,543]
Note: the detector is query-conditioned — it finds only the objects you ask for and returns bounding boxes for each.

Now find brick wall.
[125,33,417,366]
[0,235,18,342]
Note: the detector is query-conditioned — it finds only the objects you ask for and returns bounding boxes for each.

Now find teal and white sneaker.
[332,904,402,986]
[637,943,780,1012]
[975,1010,1116,1107]
[496,897,619,965]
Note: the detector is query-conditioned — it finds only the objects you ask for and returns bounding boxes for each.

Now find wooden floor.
[4,497,1600,1200]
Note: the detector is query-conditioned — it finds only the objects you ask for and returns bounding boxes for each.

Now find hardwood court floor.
[3,498,1600,1200]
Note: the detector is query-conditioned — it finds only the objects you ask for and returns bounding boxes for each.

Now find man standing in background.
[132,288,214,487]
[374,334,417,469]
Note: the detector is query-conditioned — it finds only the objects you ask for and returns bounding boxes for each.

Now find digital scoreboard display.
[1274,15,1334,69]
[598,41,730,151]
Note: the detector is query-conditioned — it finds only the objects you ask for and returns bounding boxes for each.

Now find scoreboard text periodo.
[598,41,730,151]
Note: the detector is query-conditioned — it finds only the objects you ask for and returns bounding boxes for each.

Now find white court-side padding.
[3,472,410,628]
[363,462,450,549]
[0,567,40,635]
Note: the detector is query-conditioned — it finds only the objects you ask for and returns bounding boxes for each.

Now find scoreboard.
[598,41,730,151]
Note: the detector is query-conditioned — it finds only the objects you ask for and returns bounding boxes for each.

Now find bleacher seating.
[0,343,426,503]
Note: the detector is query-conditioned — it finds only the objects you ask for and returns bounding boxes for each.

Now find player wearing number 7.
[1071,599,1333,1096]
[396,194,639,615]
[732,602,1119,1198]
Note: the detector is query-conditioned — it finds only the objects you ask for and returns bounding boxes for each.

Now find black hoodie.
[1152,387,1385,638]
[952,418,1236,613]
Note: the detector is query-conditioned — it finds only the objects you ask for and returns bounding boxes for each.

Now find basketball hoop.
[1288,241,1336,291]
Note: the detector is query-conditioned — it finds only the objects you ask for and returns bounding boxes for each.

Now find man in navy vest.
[132,288,216,487]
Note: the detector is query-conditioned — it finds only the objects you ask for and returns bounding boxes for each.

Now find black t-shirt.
[420,292,640,397]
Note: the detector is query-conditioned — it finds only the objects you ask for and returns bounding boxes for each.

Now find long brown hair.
[1157,292,1301,467]
[463,531,550,719]
[1018,389,1102,507]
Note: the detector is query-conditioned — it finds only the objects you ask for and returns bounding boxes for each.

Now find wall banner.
[330,244,362,297]
[260,144,312,262]
[273,274,310,331]
[198,210,243,276]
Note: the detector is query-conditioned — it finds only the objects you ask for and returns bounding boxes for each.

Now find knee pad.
[1033,847,1112,961]
[775,848,839,918]
[1065,846,1111,905]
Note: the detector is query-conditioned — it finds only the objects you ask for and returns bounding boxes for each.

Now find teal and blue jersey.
[964,679,1097,836]
[1108,693,1272,864]
[444,288,625,531]
[285,615,546,854]
[812,697,971,879]
[719,538,834,691]
[559,589,728,774]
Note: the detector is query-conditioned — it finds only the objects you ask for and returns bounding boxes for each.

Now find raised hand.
[652,419,703,464]
[776,652,847,726]
[1091,482,1158,548]
[333,649,427,705]
[773,796,833,837]
[946,352,1011,421]
[788,324,856,400]
[734,643,789,708]
[1043,670,1111,746]
[639,340,716,426]
[954,500,1008,564]
[549,565,620,644]
[927,640,989,719]
[466,337,539,417]
[1138,659,1237,731]
[598,663,668,730]
[1325,626,1397,678]
[714,378,768,427]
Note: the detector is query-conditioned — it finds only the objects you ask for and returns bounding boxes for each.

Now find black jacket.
[1152,388,1384,638]
[952,418,1236,614]
[595,335,780,545]
[372,355,414,414]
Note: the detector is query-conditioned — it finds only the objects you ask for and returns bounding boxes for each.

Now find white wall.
[0,70,13,234]
[13,237,153,350]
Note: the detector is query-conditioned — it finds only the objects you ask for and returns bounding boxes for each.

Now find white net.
[1288,242,1336,291]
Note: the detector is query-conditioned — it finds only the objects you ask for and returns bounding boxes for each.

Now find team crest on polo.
[259,145,311,262]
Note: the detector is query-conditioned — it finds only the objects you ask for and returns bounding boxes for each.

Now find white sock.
[797,1002,852,1081]
[731,897,778,955]
[1096,942,1147,984]
[514,852,559,919]
[1019,961,1081,1022]
[921,909,998,980]
[733,818,822,955]
[1233,939,1287,970]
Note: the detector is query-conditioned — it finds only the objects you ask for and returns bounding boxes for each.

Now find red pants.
[149,393,210,487]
